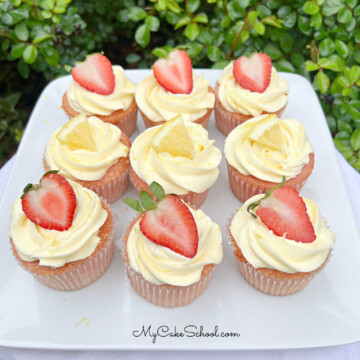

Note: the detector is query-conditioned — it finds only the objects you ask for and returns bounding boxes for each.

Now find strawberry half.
[153,50,193,94]
[72,54,115,95]
[139,195,199,258]
[233,53,272,93]
[21,172,77,231]
[256,187,316,243]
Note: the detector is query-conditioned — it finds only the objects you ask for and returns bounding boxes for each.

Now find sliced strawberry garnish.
[233,53,272,93]
[153,49,193,94]
[256,187,316,243]
[21,172,77,231]
[139,195,199,258]
[72,54,115,95]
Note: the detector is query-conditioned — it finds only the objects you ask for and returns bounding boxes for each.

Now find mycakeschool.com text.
[132,325,241,344]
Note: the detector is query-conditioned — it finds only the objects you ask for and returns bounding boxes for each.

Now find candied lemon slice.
[57,114,97,151]
[151,116,195,158]
[248,114,284,151]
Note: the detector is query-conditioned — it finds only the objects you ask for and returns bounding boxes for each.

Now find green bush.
[1,0,360,170]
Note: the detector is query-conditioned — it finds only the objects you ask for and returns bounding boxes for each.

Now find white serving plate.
[0,70,359,351]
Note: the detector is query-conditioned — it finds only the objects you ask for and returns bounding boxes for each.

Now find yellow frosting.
[135,73,215,122]
[127,204,223,285]
[224,115,313,182]
[66,65,136,116]
[130,122,222,194]
[45,115,129,181]
[218,63,289,116]
[9,181,108,268]
[230,194,335,273]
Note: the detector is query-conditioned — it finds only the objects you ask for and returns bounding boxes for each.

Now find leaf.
[44,48,59,66]
[335,131,350,141]
[228,0,246,20]
[41,10,52,19]
[149,182,165,200]
[188,0,200,13]
[23,45,38,65]
[305,60,320,71]
[337,7,352,22]
[262,15,283,28]
[140,190,156,210]
[323,0,345,16]
[175,15,191,30]
[135,24,150,48]
[240,30,249,43]
[351,66,360,82]
[275,58,295,72]
[221,14,231,29]
[337,75,351,87]
[248,10,259,23]
[318,58,340,71]
[253,22,265,35]
[310,13,322,27]
[193,13,208,23]
[350,129,360,151]
[317,71,330,93]
[33,34,53,44]
[319,38,335,57]
[303,1,319,15]
[128,7,147,22]
[11,43,26,59]
[126,53,141,64]
[334,39,348,58]
[117,9,128,22]
[145,16,160,32]
[211,60,230,69]
[185,23,199,41]
[207,45,224,62]
[45,0,56,10]
[282,12,296,28]
[123,198,144,213]
[17,60,29,79]
[15,22,29,41]
[152,46,171,58]
[181,42,203,57]
[346,0,357,8]
[167,0,182,13]
[338,120,353,134]
[263,44,282,60]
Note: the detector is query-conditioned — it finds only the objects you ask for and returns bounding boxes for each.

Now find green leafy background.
[1,0,359,171]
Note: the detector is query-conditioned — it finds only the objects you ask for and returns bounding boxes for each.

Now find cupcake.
[62,54,138,136]
[44,114,130,204]
[122,183,223,307]
[229,185,335,296]
[135,49,215,129]
[9,172,114,291]
[214,53,289,135]
[224,114,314,203]
[130,116,222,208]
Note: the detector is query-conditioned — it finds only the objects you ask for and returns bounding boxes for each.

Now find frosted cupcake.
[9,172,114,291]
[135,50,214,128]
[215,53,289,135]
[130,117,222,208]
[62,54,138,136]
[229,185,335,296]
[123,183,223,307]
[224,114,314,203]
[44,114,130,204]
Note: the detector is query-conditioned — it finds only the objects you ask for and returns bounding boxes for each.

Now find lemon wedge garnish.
[248,114,284,151]
[57,114,97,151]
[151,116,195,158]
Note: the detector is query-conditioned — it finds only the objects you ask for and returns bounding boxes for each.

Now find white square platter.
[0,70,359,351]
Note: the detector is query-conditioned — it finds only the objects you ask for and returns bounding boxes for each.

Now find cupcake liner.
[62,92,138,137]
[226,154,314,203]
[138,86,215,130]
[214,83,287,136]
[125,262,214,307]
[31,233,114,291]
[130,166,209,208]
[10,200,114,291]
[227,217,332,296]
[122,215,216,307]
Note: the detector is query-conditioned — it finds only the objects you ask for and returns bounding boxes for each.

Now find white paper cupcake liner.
[227,215,332,296]
[227,161,308,204]
[125,262,214,307]
[114,105,138,137]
